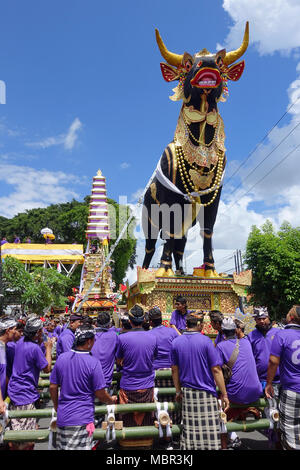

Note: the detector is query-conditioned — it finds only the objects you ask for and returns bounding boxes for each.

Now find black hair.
[186,313,204,329]
[175,296,187,305]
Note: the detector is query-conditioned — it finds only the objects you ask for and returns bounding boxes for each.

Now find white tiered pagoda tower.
[86,169,110,240]
[75,169,114,313]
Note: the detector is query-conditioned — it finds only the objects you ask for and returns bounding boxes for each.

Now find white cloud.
[223,0,300,55]
[26,117,82,151]
[120,162,131,170]
[0,163,82,218]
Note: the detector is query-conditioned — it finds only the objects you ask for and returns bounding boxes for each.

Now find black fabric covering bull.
[142,23,249,277]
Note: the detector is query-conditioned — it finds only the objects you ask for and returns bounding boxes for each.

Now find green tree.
[244,220,300,320]
[2,257,71,314]
[0,196,137,288]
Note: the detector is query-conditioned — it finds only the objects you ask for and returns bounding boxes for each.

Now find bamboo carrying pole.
[6,399,268,419]
[2,420,272,443]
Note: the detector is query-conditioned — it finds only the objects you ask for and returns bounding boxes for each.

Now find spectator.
[247,307,280,394]
[216,317,262,449]
[0,317,17,413]
[13,235,20,244]
[169,296,191,334]
[171,313,229,450]
[234,319,246,339]
[6,319,25,379]
[91,311,118,393]
[116,305,158,448]
[50,325,117,450]
[0,237,8,246]
[56,314,83,358]
[7,317,54,450]
[265,305,300,450]
[119,314,132,334]
[209,310,224,345]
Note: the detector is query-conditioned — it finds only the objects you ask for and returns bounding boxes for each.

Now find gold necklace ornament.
[181,107,219,147]
[174,140,224,206]
[174,111,226,169]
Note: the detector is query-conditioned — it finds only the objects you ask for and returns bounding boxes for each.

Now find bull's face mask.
[156,23,249,105]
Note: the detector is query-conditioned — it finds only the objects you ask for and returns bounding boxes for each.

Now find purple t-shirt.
[0,341,6,399]
[270,325,300,394]
[54,325,62,336]
[170,310,191,331]
[247,327,280,382]
[56,328,75,357]
[50,349,106,427]
[116,329,158,390]
[171,332,222,397]
[214,331,225,346]
[216,338,262,404]
[6,341,16,379]
[148,325,179,369]
[91,329,118,387]
[8,337,48,405]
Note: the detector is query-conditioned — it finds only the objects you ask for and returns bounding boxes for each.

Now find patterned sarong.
[56,425,93,450]
[118,388,155,449]
[279,389,300,450]
[8,403,37,450]
[180,388,221,450]
[118,387,154,426]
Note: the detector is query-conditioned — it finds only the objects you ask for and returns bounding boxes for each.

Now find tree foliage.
[244,220,300,320]
[2,257,72,314]
[0,196,137,287]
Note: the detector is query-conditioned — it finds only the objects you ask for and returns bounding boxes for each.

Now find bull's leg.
[173,236,187,275]
[141,195,159,269]
[201,187,222,276]
[142,239,157,269]
[156,238,175,276]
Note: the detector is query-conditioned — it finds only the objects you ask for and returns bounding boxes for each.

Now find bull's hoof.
[155,267,175,277]
[193,268,206,277]
[204,269,220,278]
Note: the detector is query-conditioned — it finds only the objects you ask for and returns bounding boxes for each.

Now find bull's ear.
[216,49,226,63]
[226,60,245,81]
[160,62,179,82]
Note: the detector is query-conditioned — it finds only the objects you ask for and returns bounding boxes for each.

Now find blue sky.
[1,0,300,279]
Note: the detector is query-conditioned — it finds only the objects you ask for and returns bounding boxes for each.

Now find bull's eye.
[196,60,203,68]
[184,60,193,72]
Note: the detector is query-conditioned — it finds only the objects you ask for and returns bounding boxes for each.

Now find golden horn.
[223,21,249,66]
[155,29,183,67]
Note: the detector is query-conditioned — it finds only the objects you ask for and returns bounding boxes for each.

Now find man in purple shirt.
[148,307,179,370]
[91,311,118,391]
[171,313,229,450]
[169,296,191,334]
[50,325,117,450]
[247,307,280,393]
[216,317,262,449]
[56,314,83,357]
[116,305,158,447]
[266,305,300,450]
[0,317,17,414]
[7,316,54,450]
[209,310,225,345]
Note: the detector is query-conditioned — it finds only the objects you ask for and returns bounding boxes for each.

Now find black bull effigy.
[142,23,249,278]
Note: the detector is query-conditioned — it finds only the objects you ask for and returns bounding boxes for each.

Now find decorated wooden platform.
[127,267,253,335]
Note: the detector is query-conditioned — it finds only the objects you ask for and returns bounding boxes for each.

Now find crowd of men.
[0,296,299,451]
